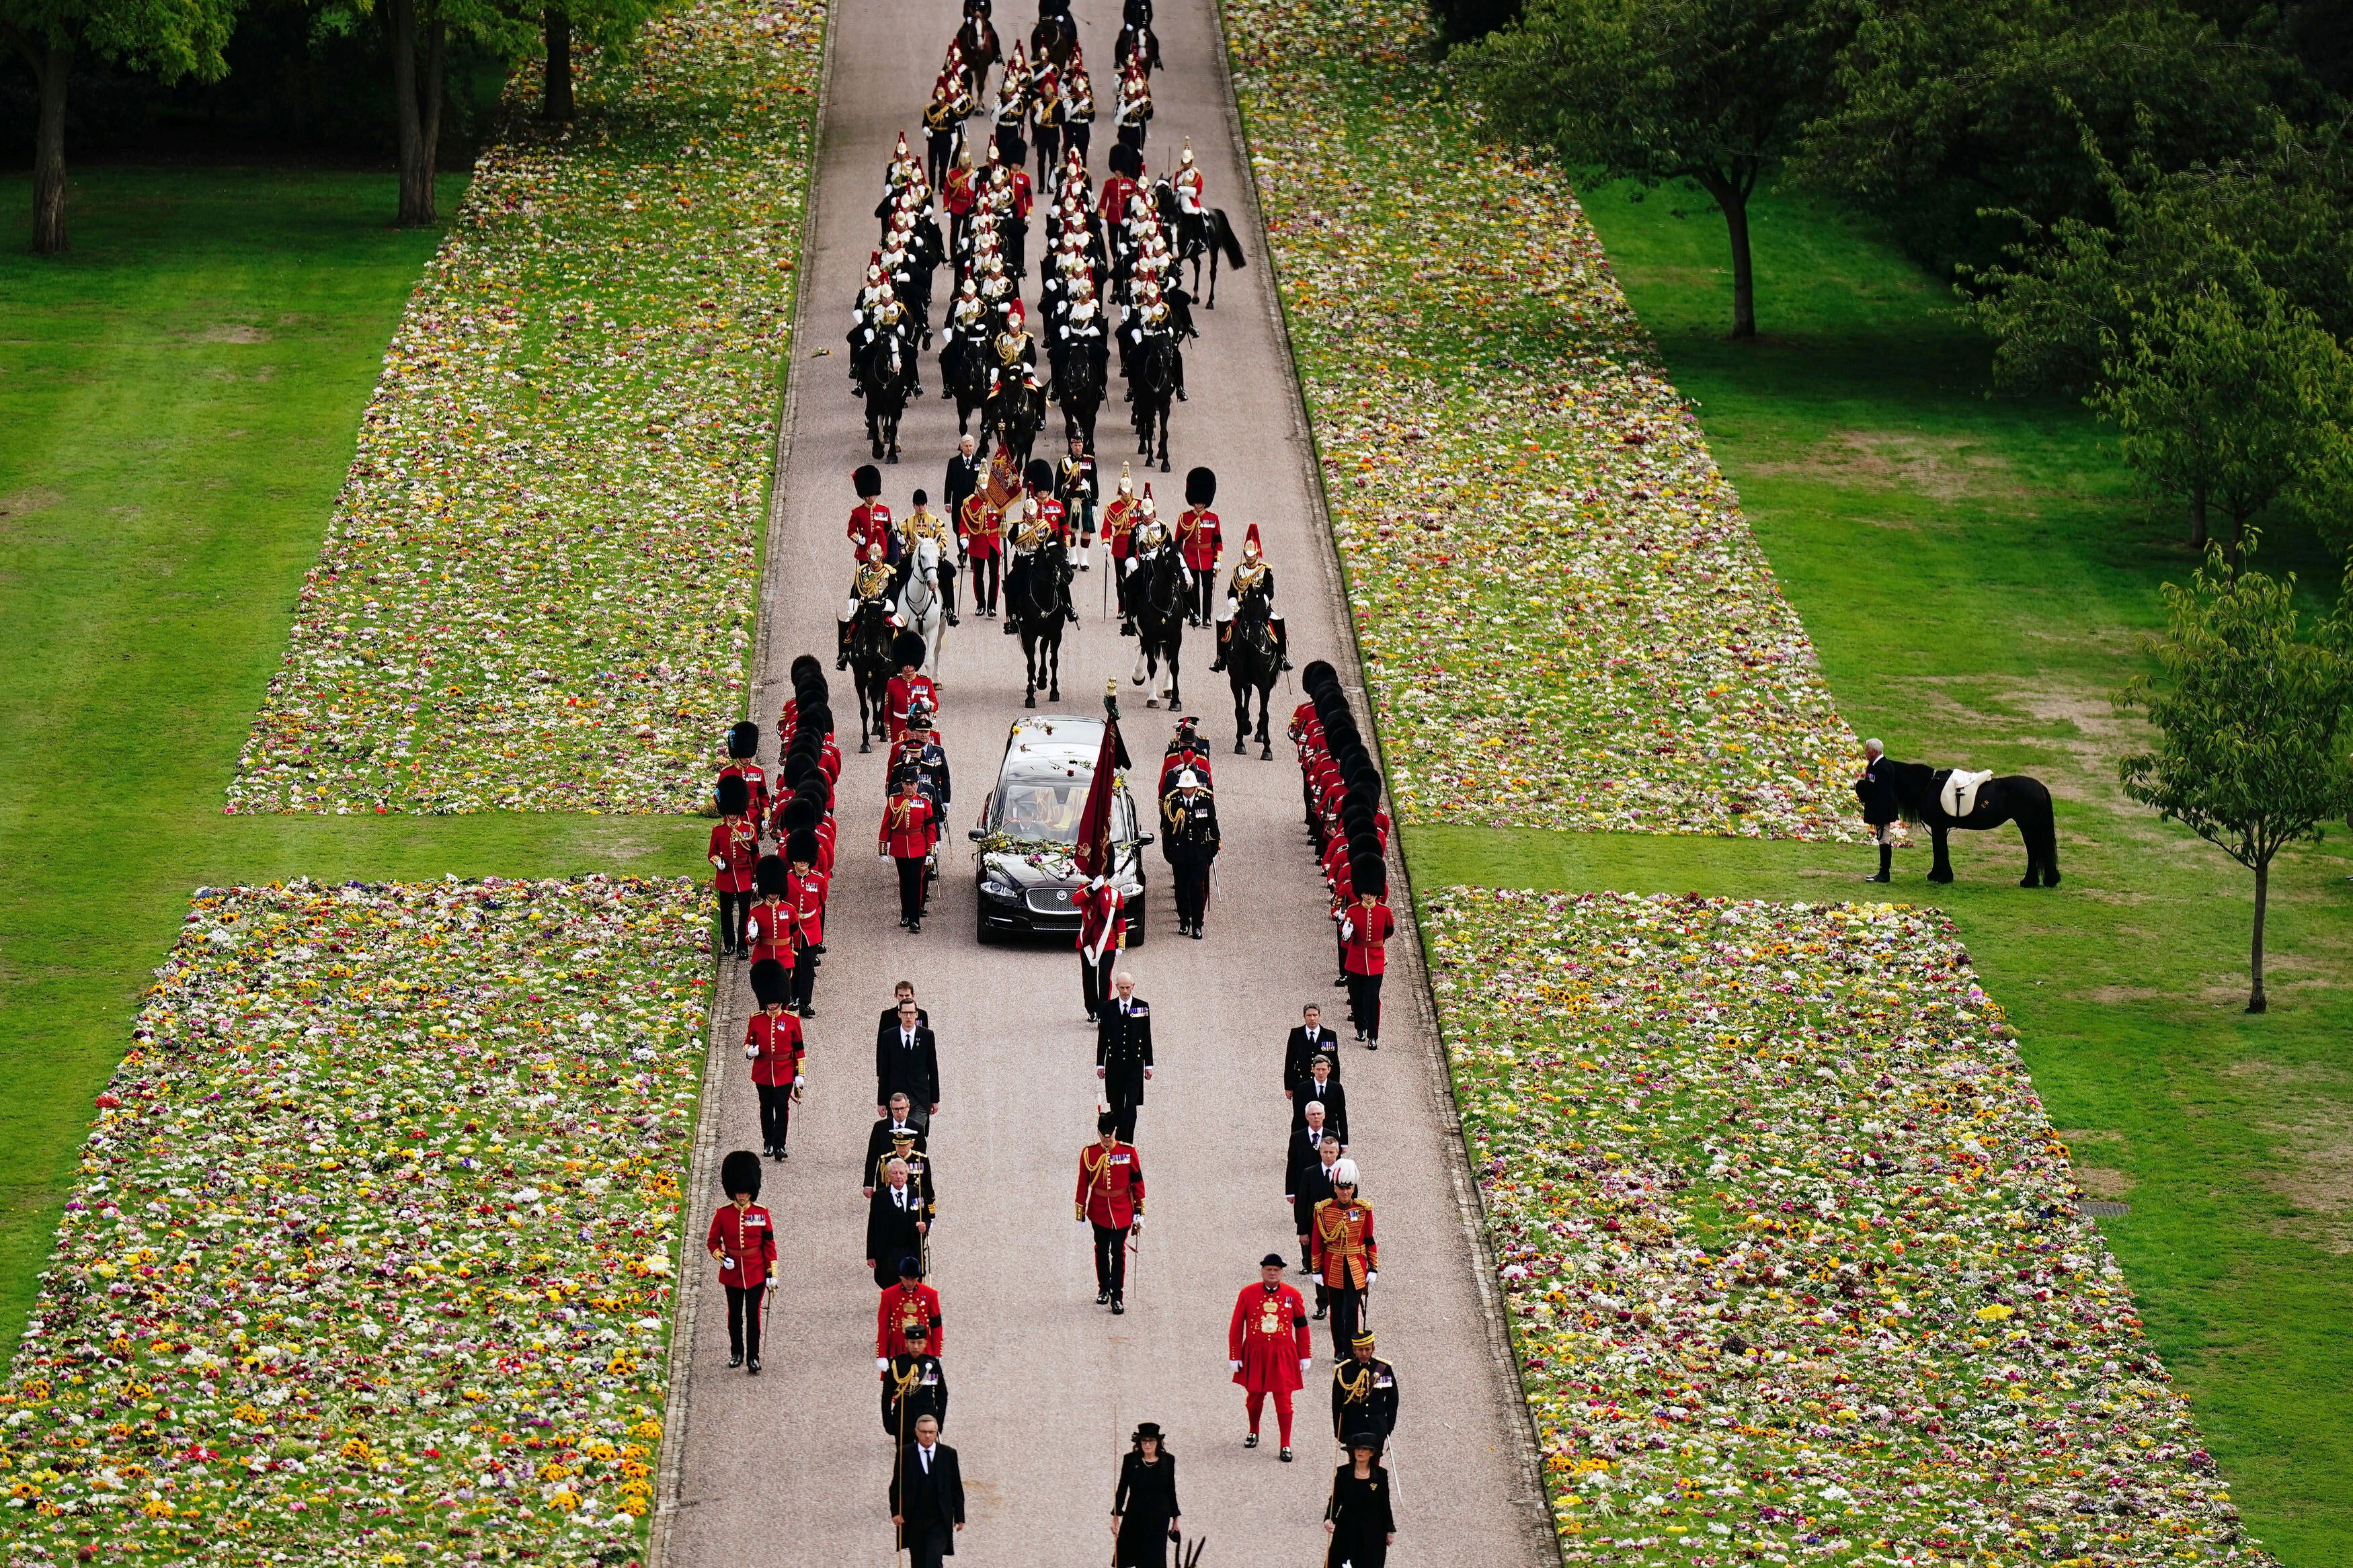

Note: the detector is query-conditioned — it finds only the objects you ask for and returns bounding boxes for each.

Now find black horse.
[1128,334,1177,472]
[1881,759,2061,887]
[943,333,992,448]
[1225,593,1281,759]
[1054,344,1105,452]
[1012,538,1071,707]
[988,377,1046,471]
[847,596,898,751]
[861,329,916,463]
[1154,183,1246,309]
[1128,546,1185,710]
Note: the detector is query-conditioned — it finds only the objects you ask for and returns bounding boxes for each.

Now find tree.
[1430,0,1522,46]
[2116,543,2353,1013]
[539,0,652,124]
[2089,257,2353,554]
[3,0,243,253]
[318,0,528,224]
[1451,0,1851,339]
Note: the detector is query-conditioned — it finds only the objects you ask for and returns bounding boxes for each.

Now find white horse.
[897,533,949,688]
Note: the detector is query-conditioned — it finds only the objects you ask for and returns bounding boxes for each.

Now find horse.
[1128,546,1185,709]
[943,333,992,448]
[1127,333,1177,472]
[1054,344,1105,452]
[955,11,1000,91]
[986,376,1045,471]
[1225,592,1281,759]
[1029,9,1078,71]
[860,329,915,463]
[896,534,949,687]
[846,595,898,752]
[1010,537,1071,708]
[1115,19,1159,76]
[1154,182,1246,309]
[1880,759,2061,887]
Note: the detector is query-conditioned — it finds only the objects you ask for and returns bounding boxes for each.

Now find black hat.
[1347,831,1379,862]
[750,958,791,1008]
[854,463,883,499]
[721,1149,763,1199]
[998,132,1027,165]
[1351,1329,1377,1350]
[1131,1421,1164,1443]
[893,630,926,669]
[717,774,751,816]
[913,488,929,505]
[1025,457,1054,493]
[1185,466,1215,506]
[1345,1431,1383,1451]
[899,1254,924,1278]
[904,1320,930,1339]
[754,854,789,897]
[787,828,821,866]
[891,765,920,787]
[790,653,822,685]
[1352,856,1386,896]
[1350,768,1384,803]
[781,754,817,792]
[1111,142,1143,179]
[1259,1252,1287,1269]
[795,669,830,702]
[1097,1110,1119,1134]
[727,720,760,759]
[803,704,834,737]
[1301,659,1338,692]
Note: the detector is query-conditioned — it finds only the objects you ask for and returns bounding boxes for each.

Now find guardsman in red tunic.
[1176,465,1222,627]
[880,766,939,932]
[1229,1253,1313,1460]
[959,485,1002,618]
[706,1150,777,1372]
[745,854,796,971]
[1076,1111,1145,1312]
[877,1262,945,1364]
[1076,874,1125,1022]
[786,827,828,1018]
[884,631,938,743]
[1341,864,1396,1048]
[720,720,769,825]
[849,462,895,563]
[1310,1159,1378,1361]
[746,958,805,1161]
[943,144,978,255]
[708,774,760,958]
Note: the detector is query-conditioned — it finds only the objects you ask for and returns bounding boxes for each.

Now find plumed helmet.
[1025,457,1055,493]
[1301,659,1339,693]
[893,630,926,669]
[721,1149,763,1199]
[750,958,791,1008]
[1351,857,1386,897]
[717,774,751,817]
[1185,466,1215,507]
[754,854,789,897]
[1330,1157,1359,1187]
[728,720,760,759]
[787,828,821,866]
[854,463,883,499]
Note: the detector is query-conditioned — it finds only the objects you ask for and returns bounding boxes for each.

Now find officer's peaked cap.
[717,774,751,816]
[854,464,883,499]
[1185,466,1215,506]
[750,958,791,1007]
[721,1149,763,1199]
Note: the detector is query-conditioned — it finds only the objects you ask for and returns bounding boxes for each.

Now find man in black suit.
[867,1158,930,1288]
[864,1093,928,1197]
[875,981,932,1050]
[1287,1133,1343,1317]
[1289,1055,1348,1145]
[943,435,985,538]
[1094,969,1154,1143]
[890,1413,966,1567]
[877,999,943,1123]
[1283,1003,1342,1100]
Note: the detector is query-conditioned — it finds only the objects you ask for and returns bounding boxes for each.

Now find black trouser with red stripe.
[1347,971,1384,1042]
[1092,1222,1129,1295]
[756,1082,793,1152]
[726,1281,765,1358]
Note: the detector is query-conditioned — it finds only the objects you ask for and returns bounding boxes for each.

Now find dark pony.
[847,595,898,751]
[1012,536,1071,707]
[1226,592,1281,758]
[1882,760,2061,887]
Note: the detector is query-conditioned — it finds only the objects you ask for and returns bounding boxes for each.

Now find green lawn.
[1408,184,2353,1562]
[0,167,704,1352]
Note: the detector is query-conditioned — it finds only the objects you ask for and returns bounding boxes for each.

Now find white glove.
[710,856,727,870]
[745,1044,759,1060]
[1300,1360,1314,1376]
[1340,919,1355,941]
[1229,1360,1242,1373]
[1367,1271,1378,1286]
[877,1357,889,1372]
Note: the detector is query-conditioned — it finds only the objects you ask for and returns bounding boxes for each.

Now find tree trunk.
[1696,171,1757,341]
[28,35,73,255]
[390,0,448,226]
[544,7,575,122]
[2247,856,2268,1014]
[2188,482,2209,552]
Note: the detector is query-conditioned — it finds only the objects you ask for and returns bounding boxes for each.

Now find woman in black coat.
[1111,1422,1182,1567]
[1324,1433,1395,1568]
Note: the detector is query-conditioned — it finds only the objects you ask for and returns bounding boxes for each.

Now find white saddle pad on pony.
[1940,768,1995,819]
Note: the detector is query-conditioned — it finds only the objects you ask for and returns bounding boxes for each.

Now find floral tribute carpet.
[1224,0,1860,838]
[0,878,711,1565]
[226,0,824,816]
[1426,889,2257,1565]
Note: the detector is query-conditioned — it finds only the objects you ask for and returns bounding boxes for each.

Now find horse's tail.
[2019,778,2061,884]
[1215,212,1245,270]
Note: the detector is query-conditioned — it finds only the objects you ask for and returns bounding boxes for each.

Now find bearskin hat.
[1347,831,1380,864]
[721,1149,763,1199]
[1300,659,1339,693]
[781,752,817,791]
[717,774,751,817]
[727,720,760,760]
[1185,466,1215,507]
[892,630,927,669]
[779,796,820,835]
[1349,766,1383,803]
[754,854,790,897]
[787,828,821,866]
[1111,142,1143,179]
[854,463,883,499]
[790,653,822,686]
[750,958,792,1009]
[802,704,834,737]
[1351,856,1386,897]
[1025,457,1055,494]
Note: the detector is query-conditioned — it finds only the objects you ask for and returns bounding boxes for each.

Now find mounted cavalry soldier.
[1211,524,1289,672]
[924,72,972,192]
[990,300,1039,407]
[839,542,897,670]
[1064,62,1094,167]
[1160,766,1220,939]
[850,290,920,401]
[1113,52,1152,153]
[1126,489,1172,616]
[897,489,960,625]
[1176,464,1222,626]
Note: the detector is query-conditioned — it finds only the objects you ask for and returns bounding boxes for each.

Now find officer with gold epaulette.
[881,1319,949,1438]
[1310,1159,1378,1362]
[1330,1329,1399,1460]
[1160,766,1220,940]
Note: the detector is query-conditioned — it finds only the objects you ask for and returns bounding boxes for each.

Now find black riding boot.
[1866,845,1892,884]
[1275,616,1291,671]
[836,621,852,671]
[1210,624,1227,673]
